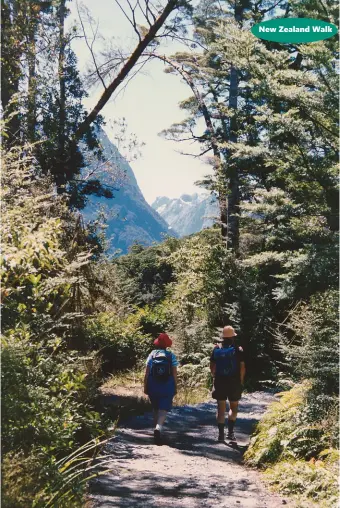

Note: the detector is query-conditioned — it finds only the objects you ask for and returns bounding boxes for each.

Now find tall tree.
[161,0,286,250]
[2,0,194,209]
[161,0,338,252]
[1,0,113,208]
[1,1,28,142]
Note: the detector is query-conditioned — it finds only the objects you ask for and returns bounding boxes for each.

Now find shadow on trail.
[89,394,281,508]
[90,470,257,507]
[118,402,254,463]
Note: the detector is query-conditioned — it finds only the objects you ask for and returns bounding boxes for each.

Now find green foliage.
[83,312,153,372]
[276,290,339,398]
[264,456,339,507]
[1,0,110,209]
[113,243,174,306]
[2,437,110,508]
[1,142,105,506]
[246,383,318,465]
[178,359,212,390]
[2,0,338,505]
[2,333,101,455]
[135,304,170,336]
[2,147,68,329]
[166,230,227,328]
[245,383,339,505]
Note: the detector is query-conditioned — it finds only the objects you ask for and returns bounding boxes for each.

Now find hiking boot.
[218,434,225,443]
[154,429,161,445]
[227,431,236,442]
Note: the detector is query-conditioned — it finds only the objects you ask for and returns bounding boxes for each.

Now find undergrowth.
[101,367,210,420]
[245,383,339,506]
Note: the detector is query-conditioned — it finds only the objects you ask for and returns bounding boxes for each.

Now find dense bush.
[113,242,175,306]
[245,383,338,505]
[276,290,339,398]
[2,334,102,456]
[83,311,153,372]
[1,145,105,506]
[264,456,339,507]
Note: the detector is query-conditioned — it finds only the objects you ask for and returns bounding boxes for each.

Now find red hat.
[154,333,172,348]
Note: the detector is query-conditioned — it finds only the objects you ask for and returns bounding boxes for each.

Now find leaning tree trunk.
[74,0,180,140]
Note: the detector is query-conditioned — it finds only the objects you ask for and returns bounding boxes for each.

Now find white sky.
[70,0,211,204]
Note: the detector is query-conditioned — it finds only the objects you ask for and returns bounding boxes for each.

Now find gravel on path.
[89,392,291,508]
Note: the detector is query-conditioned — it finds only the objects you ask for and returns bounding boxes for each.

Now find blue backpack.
[213,346,238,377]
[150,350,172,382]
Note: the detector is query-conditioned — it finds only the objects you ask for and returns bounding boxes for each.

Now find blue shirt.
[146,349,179,368]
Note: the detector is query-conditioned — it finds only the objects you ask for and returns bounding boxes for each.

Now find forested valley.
[1,0,339,506]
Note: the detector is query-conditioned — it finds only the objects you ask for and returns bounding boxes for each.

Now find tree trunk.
[58,0,66,187]
[1,1,21,143]
[27,4,37,142]
[227,64,240,252]
[226,3,243,253]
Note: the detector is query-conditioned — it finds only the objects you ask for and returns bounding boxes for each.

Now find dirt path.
[89,392,290,507]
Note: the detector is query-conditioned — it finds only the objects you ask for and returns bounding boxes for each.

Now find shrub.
[276,290,339,398]
[83,312,153,372]
[264,455,339,507]
[135,304,170,336]
[245,383,339,506]
[245,383,336,466]
[1,143,105,506]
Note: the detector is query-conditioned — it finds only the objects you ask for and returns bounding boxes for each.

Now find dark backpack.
[150,350,172,381]
[213,345,238,377]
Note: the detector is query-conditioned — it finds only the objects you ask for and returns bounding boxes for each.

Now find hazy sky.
[70,0,211,204]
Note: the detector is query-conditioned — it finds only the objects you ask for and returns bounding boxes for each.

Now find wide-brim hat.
[154,333,172,348]
[222,325,237,338]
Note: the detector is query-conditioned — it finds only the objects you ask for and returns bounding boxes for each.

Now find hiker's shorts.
[212,376,242,402]
[148,395,174,411]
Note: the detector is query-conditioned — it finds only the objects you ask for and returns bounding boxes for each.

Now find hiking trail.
[88,392,290,507]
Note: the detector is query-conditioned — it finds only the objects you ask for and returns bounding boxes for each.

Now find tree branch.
[76,1,107,90]
[115,0,142,41]
[75,0,182,140]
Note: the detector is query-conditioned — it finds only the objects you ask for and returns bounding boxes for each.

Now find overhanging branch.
[74,0,182,140]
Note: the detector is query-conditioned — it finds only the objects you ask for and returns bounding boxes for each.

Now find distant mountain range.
[152,193,219,237]
[81,128,175,255]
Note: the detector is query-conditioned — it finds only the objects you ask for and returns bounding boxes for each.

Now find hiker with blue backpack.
[210,325,246,443]
[144,333,178,445]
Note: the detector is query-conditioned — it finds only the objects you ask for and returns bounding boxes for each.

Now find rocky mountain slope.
[81,128,175,254]
[152,193,219,237]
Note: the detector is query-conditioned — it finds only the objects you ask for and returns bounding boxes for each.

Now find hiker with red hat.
[144,333,178,445]
[210,325,246,443]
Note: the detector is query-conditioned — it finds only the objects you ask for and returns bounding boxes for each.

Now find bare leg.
[228,401,238,421]
[154,409,168,445]
[217,400,227,441]
[153,410,158,427]
[227,401,239,440]
[156,410,168,428]
[217,400,227,423]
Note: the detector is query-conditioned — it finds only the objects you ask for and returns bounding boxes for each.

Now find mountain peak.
[81,127,176,255]
[151,192,218,237]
